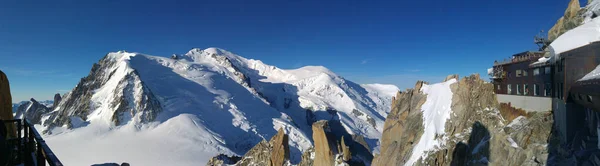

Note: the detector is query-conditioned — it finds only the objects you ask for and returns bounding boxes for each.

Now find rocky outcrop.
[270,128,290,166]
[444,74,459,82]
[15,98,50,124]
[209,128,291,166]
[0,70,16,138]
[207,154,242,166]
[373,74,553,166]
[312,120,336,166]
[298,147,315,166]
[51,93,62,110]
[295,120,372,166]
[548,0,584,41]
[236,140,272,166]
[372,79,428,166]
[43,54,162,130]
[341,136,351,162]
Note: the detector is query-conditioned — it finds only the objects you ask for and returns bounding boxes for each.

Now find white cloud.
[361,59,369,65]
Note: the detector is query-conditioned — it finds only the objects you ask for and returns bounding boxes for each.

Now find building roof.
[550,17,600,59]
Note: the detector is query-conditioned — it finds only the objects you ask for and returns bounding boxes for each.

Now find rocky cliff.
[548,0,583,41]
[207,128,291,166]
[372,74,553,166]
[43,53,162,130]
[0,70,16,138]
[51,93,62,110]
[15,98,50,124]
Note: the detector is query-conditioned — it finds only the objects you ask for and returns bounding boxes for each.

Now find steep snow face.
[43,51,161,129]
[406,79,457,166]
[183,48,398,150]
[42,48,398,165]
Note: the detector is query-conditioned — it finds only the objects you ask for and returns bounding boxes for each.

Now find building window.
[558,59,565,72]
[517,84,521,95]
[545,66,551,74]
[534,84,539,96]
[545,83,551,96]
[508,84,512,94]
[524,84,529,95]
[588,95,593,103]
[516,70,522,77]
[497,85,501,90]
[555,83,560,98]
[561,83,565,100]
[533,68,540,75]
[523,70,528,77]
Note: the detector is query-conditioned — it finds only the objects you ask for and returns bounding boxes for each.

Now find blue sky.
[0,0,584,102]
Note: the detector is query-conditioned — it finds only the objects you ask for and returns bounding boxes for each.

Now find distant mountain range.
[31,47,398,165]
[12,100,53,113]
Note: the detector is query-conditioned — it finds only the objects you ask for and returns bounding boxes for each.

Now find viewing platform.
[1,119,63,166]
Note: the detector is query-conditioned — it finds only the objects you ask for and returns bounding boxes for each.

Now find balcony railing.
[1,119,63,166]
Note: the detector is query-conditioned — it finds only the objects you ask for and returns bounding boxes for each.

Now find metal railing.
[2,119,63,166]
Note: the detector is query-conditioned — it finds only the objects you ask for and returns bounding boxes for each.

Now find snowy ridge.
[184,48,397,148]
[406,79,457,166]
[41,47,399,165]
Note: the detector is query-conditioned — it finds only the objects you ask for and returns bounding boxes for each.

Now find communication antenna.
[534,30,551,51]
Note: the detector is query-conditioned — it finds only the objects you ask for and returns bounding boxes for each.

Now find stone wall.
[497,94,552,112]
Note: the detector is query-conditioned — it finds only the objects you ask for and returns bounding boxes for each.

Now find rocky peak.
[0,70,16,138]
[209,127,291,166]
[548,0,584,41]
[16,97,49,124]
[312,120,336,166]
[270,128,290,166]
[565,0,581,18]
[52,93,62,109]
[43,53,162,130]
[373,74,553,165]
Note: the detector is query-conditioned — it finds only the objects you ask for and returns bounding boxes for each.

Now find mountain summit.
[39,47,398,165]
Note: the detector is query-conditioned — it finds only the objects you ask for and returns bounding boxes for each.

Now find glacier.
[38,47,399,165]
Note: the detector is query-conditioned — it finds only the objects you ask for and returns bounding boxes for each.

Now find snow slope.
[550,17,600,57]
[406,79,457,166]
[41,48,399,165]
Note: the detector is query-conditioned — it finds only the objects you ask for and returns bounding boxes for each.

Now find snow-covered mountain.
[13,100,53,110]
[15,98,52,124]
[38,47,398,165]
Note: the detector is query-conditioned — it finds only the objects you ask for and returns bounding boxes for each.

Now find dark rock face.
[15,98,50,124]
[51,93,62,110]
[298,147,315,166]
[207,154,242,166]
[209,128,291,166]
[372,80,428,166]
[297,120,372,166]
[43,54,162,130]
[90,163,130,166]
[548,0,584,41]
[0,70,16,138]
[270,128,290,166]
[312,120,336,166]
[373,74,553,166]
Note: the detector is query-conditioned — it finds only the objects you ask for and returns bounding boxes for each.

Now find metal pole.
[37,141,45,166]
[17,120,22,163]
